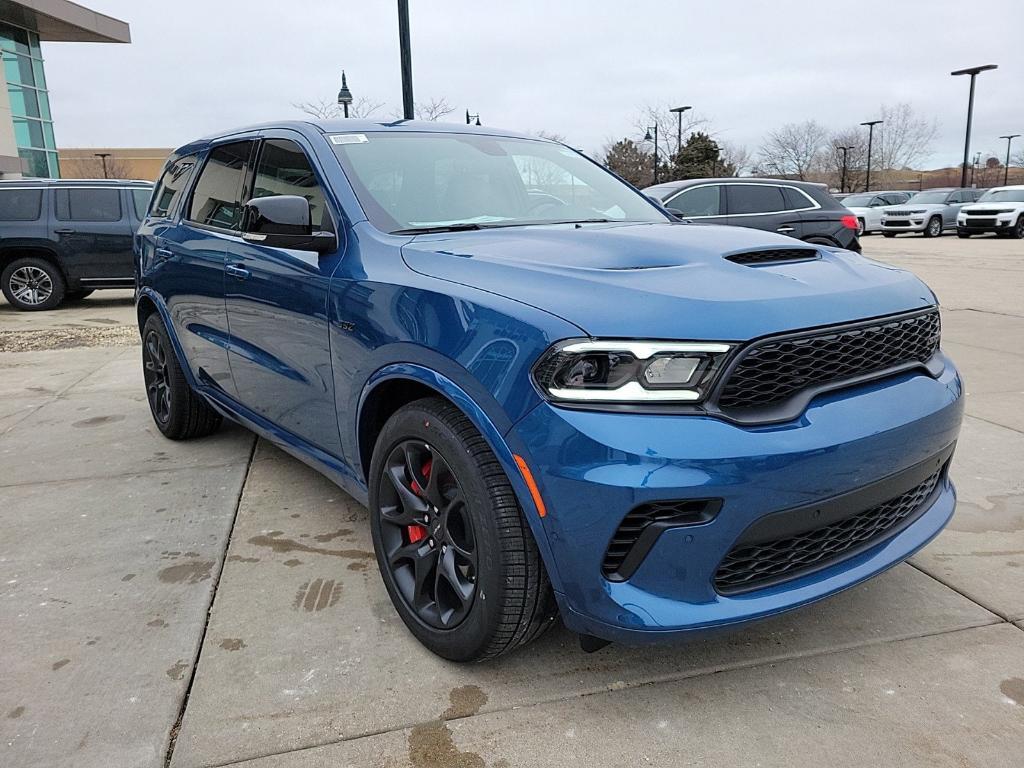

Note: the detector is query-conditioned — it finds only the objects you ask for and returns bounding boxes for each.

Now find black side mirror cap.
[241,195,337,254]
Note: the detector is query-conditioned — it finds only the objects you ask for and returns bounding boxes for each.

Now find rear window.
[0,188,42,220]
[781,186,814,210]
[56,188,122,222]
[729,184,786,215]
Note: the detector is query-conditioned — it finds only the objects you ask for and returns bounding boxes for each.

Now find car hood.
[883,203,946,213]
[960,202,1021,213]
[400,221,937,340]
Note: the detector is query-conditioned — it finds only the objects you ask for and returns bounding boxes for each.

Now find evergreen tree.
[669,132,735,180]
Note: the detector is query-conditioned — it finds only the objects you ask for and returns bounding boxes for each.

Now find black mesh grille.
[725,248,820,266]
[717,310,940,411]
[714,467,943,594]
[603,500,717,578]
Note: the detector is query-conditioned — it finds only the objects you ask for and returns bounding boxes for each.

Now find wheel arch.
[0,245,67,280]
[356,364,563,591]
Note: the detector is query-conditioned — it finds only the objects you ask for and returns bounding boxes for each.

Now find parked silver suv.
[880,187,985,238]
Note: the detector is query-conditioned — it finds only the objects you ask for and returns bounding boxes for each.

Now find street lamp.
[336,71,353,118]
[465,110,481,126]
[970,151,981,187]
[397,0,415,120]
[951,64,998,189]
[860,120,883,192]
[94,152,111,179]
[643,124,659,185]
[669,105,692,155]
[999,134,1020,186]
[837,145,854,193]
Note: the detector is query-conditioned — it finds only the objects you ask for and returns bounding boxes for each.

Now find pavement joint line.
[201,617,1006,768]
[961,412,1024,437]
[908,561,1013,622]
[165,435,258,768]
[0,458,252,489]
[956,307,1024,320]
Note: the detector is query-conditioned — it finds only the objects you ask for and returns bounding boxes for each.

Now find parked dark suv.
[644,178,861,252]
[0,179,153,310]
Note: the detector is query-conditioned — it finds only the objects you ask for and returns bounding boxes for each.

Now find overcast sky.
[43,0,1023,168]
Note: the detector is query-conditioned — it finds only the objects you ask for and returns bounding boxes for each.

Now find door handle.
[54,228,75,234]
[226,264,251,279]
[776,226,795,233]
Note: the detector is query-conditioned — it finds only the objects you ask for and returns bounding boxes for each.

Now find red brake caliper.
[406,457,433,544]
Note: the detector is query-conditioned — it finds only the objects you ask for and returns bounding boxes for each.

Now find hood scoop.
[725,248,821,266]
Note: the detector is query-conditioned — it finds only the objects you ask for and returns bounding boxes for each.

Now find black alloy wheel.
[143,328,172,425]
[377,439,478,629]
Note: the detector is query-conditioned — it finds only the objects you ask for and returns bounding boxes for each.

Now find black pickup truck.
[0,179,153,310]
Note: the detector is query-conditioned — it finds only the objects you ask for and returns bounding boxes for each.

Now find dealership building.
[0,0,129,178]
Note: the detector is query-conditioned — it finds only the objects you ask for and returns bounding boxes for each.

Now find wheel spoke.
[423,451,452,508]
[384,464,427,521]
[412,547,439,609]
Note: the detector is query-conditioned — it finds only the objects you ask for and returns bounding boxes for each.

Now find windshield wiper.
[391,223,485,235]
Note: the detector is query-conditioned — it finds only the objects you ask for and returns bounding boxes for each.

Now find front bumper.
[957,217,1016,233]
[511,354,963,643]
[881,218,928,233]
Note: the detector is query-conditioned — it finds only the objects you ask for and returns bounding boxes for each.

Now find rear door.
[945,191,967,226]
[53,186,135,284]
[725,183,802,238]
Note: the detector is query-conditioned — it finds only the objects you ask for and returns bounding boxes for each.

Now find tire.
[141,313,222,440]
[65,289,95,302]
[923,216,943,238]
[856,218,865,237]
[1,256,65,311]
[957,230,971,239]
[369,396,556,662]
[1011,215,1024,240]
[883,232,897,238]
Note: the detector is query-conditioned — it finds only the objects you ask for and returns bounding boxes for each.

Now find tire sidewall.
[924,217,942,238]
[1,257,65,311]
[368,402,511,661]
[142,313,190,438]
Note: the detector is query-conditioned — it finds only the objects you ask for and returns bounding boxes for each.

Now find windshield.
[977,189,1024,203]
[329,131,667,233]
[841,194,874,207]
[907,191,950,204]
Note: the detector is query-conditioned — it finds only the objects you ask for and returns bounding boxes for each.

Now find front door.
[224,133,344,455]
[53,186,135,284]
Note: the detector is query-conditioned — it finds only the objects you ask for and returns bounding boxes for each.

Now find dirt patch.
[1001,677,1024,705]
[312,528,353,543]
[0,325,138,352]
[408,721,484,768]
[443,685,488,720]
[72,414,125,428]
[158,560,214,584]
[51,658,70,671]
[7,706,25,719]
[166,660,188,680]
[292,578,342,612]
[248,531,373,561]
[219,638,247,652]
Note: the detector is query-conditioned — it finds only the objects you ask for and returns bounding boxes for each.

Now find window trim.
[148,155,197,221]
[247,133,338,236]
[664,182,821,219]
[183,139,257,235]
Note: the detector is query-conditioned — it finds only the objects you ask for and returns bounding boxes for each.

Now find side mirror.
[241,195,336,254]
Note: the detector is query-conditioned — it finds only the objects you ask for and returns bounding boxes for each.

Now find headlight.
[532,339,733,403]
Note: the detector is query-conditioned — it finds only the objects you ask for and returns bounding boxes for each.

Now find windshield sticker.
[329,134,368,145]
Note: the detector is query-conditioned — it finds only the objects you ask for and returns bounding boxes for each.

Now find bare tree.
[294,96,385,120]
[62,155,134,179]
[824,128,868,192]
[758,120,829,180]
[534,130,566,143]
[388,96,456,122]
[873,102,938,175]
[718,141,752,177]
[631,104,705,159]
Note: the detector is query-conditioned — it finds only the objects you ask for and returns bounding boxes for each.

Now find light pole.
[970,151,981,187]
[860,120,882,192]
[1000,134,1020,186]
[397,0,414,120]
[669,105,692,156]
[465,110,481,126]
[837,145,854,193]
[643,124,659,185]
[951,64,997,189]
[94,152,111,179]
[336,71,353,118]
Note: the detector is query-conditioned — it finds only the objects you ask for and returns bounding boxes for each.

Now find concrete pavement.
[2,236,1023,768]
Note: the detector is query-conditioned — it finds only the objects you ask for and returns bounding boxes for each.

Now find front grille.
[886,209,912,217]
[964,218,996,227]
[602,499,719,580]
[714,467,944,594]
[725,248,820,266]
[967,209,1006,216]
[717,309,940,412]
[885,220,911,227]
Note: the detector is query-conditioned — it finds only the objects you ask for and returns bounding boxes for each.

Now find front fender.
[357,364,565,594]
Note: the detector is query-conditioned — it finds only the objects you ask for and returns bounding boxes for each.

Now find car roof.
[644,177,827,192]
[985,184,1024,191]
[0,178,153,187]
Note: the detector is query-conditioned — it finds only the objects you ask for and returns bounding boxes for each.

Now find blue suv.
[136,121,963,661]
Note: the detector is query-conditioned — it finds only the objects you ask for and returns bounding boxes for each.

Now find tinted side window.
[188,142,252,230]
[0,188,42,220]
[730,185,786,215]
[55,188,122,222]
[151,156,197,218]
[250,139,327,229]
[132,188,152,219]
[948,191,964,204]
[781,187,813,210]
[666,185,720,216]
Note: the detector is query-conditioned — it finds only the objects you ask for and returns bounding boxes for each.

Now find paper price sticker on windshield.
[329,134,369,145]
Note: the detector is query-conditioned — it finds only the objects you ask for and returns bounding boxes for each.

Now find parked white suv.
[840,191,913,235]
[881,187,984,238]
[956,185,1024,239]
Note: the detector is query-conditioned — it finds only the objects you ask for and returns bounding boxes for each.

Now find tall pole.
[838,145,853,193]
[669,105,691,157]
[970,151,980,186]
[94,152,110,179]
[951,64,997,189]
[861,121,882,192]
[653,124,659,185]
[1000,134,1020,186]
[397,0,414,120]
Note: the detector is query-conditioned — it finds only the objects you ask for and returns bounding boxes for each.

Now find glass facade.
[0,21,59,177]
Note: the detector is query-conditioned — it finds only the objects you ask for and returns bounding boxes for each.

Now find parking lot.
[2,234,1022,768]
